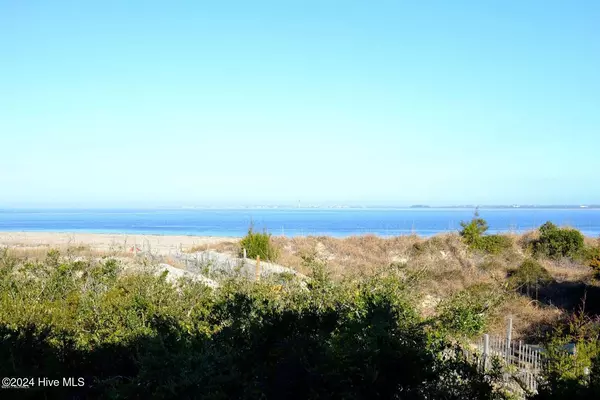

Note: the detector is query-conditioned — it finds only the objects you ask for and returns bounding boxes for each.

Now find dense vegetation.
[436,283,503,339]
[456,216,600,398]
[533,222,585,260]
[585,243,600,275]
[532,312,600,399]
[2,216,600,399]
[0,248,509,399]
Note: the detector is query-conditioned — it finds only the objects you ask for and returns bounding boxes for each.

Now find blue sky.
[1,1,599,207]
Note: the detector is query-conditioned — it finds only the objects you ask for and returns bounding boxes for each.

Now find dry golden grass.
[271,233,508,283]
[2,244,133,260]
[163,230,600,340]
[189,239,239,254]
[543,258,591,282]
[271,234,424,278]
[488,295,563,340]
[262,232,598,339]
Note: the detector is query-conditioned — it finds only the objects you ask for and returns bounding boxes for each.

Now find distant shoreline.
[1,205,600,211]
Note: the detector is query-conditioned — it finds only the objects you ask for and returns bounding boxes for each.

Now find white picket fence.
[473,332,545,394]
[461,318,545,395]
[467,318,583,396]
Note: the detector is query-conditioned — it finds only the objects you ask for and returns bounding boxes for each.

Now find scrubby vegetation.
[239,226,279,261]
[586,243,600,275]
[460,210,513,254]
[1,248,510,399]
[436,283,505,339]
[2,216,600,398]
[532,309,600,399]
[509,259,553,296]
[533,222,585,260]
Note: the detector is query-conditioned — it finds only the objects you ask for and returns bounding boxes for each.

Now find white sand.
[0,231,237,255]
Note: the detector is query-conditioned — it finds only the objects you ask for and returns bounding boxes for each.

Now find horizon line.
[1,204,599,210]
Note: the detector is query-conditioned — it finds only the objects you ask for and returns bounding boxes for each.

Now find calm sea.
[1,208,600,238]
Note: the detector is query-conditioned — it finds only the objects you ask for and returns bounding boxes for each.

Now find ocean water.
[1,208,600,238]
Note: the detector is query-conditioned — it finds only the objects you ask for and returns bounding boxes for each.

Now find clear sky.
[1,1,599,207]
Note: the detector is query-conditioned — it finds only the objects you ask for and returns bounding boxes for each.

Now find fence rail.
[468,316,585,396]
[472,333,544,394]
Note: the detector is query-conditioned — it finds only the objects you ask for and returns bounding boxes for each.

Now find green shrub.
[238,226,279,261]
[459,210,512,254]
[532,330,600,399]
[476,234,513,254]
[585,244,600,274]
[534,221,585,260]
[437,283,504,338]
[509,259,552,296]
[460,209,489,246]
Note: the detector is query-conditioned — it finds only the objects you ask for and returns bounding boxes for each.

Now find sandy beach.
[0,231,237,255]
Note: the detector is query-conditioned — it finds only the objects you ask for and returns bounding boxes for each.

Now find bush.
[534,221,585,260]
[531,331,600,399]
[509,259,552,296]
[437,283,505,338]
[459,210,512,254]
[476,234,513,254]
[239,226,279,261]
[460,209,489,246]
[585,244,600,274]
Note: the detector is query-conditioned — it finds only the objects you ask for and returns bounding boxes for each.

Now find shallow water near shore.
[1,208,599,238]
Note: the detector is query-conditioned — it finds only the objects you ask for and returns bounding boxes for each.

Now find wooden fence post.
[256,255,260,280]
[483,334,490,371]
[506,317,513,362]
[518,340,523,367]
[243,248,247,259]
